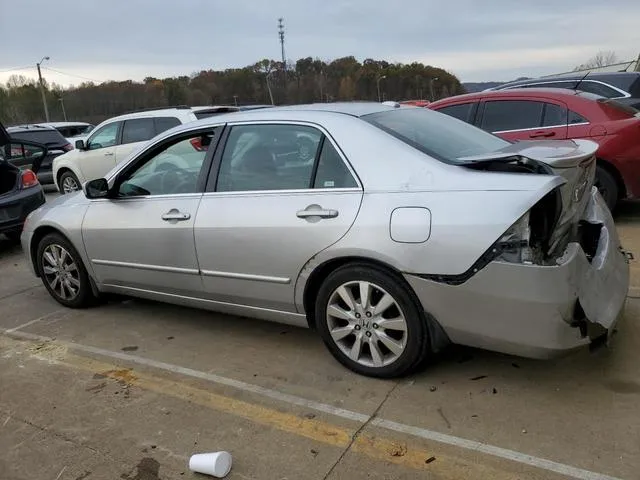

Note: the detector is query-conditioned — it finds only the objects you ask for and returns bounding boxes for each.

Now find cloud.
[1,0,639,86]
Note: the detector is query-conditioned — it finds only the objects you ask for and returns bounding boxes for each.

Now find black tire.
[36,232,96,308]
[315,264,431,378]
[59,170,81,194]
[595,166,618,211]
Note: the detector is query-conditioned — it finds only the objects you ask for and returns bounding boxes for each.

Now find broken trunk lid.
[457,139,599,169]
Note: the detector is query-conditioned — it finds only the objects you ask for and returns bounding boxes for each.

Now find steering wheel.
[160,167,194,194]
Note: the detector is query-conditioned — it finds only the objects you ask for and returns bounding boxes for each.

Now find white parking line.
[1,328,622,480]
[4,309,66,334]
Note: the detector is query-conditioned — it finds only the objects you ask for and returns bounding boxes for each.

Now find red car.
[429,88,640,209]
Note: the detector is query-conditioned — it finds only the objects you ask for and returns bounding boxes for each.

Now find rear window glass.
[122,118,156,144]
[542,103,567,126]
[154,117,181,134]
[481,100,544,131]
[9,129,67,146]
[362,108,509,165]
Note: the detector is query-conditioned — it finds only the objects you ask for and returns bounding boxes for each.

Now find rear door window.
[481,100,544,132]
[568,111,589,124]
[154,117,181,135]
[436,103,477,124]
[122,118,156,144]
[542,103,568,127]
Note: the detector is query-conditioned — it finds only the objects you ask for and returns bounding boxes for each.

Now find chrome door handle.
[529,131,555,138]
[296,208,339,219]
[161,210,191,221]
[104,152,114,156]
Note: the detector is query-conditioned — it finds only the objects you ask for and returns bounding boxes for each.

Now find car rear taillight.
[62,143,74,152]
[190,138,206,151]
[20,169,39,189]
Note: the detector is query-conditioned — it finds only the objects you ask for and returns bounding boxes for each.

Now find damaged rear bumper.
[405,188,630,359]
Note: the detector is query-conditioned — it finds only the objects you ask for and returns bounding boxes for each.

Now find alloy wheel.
[42,244,80,300]
[62,176,79,193]
[326,281,408,367]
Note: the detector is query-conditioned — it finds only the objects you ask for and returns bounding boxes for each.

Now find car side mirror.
[75,139,86,150]
[84,178,109,199]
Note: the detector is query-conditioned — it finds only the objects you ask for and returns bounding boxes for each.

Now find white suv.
[53,106,239,193]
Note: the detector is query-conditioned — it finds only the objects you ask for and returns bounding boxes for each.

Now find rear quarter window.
[154,117,181,134]
[436,103,477,124]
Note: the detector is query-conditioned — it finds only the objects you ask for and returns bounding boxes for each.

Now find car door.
[82,126,221,296]
[194,122,363,313]
[478,99,568,141]
[78,121,122,182]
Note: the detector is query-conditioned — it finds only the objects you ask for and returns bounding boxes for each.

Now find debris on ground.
[429,385,437,392]
[470,375,488,381]
[189,451,232,478]
[388,442,407,457]
[425,456,436,464]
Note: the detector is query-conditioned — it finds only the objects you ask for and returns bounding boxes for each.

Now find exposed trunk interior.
[0,161,19,195]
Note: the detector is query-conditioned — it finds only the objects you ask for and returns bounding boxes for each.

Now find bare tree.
[574,51,619,71]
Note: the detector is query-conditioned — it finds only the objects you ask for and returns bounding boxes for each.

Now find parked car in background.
[38,122,95,143]
[7,124,73,185]
[487,72,640,109]
[0,122,46,242]
[21,103,629,378]
[429,88,640,210]
[400,100,431,107]
[53,106,235,194]
[53,105,277,193]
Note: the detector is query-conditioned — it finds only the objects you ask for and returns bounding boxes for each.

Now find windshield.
[362,108,509,164]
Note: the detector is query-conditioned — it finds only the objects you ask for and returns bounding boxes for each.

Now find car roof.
[37,121,93,127]
[430,87,603,106]
[151,102,409,139]
[496,71,640,88]
[7,124,59,132]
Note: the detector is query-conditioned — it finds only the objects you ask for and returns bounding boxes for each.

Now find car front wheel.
[315,264,431,378]
[36,233,95,308]
[59,171,81,194]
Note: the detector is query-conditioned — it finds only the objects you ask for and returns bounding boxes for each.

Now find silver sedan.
[21,103,630,377]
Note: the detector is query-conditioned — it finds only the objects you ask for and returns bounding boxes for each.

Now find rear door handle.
[297,207,339,219]
[161,209,191,222]
[104,151,114,156]
[529,131,556,138]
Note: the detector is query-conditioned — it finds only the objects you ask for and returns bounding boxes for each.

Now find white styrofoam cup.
[188,451,232,478]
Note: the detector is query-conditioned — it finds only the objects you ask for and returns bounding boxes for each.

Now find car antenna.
[573,70,590,94]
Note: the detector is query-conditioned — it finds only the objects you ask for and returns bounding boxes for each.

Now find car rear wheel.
[594,166,618,211]
[315,264,431,378]
[36,233,95,308]
[60,171,81,194]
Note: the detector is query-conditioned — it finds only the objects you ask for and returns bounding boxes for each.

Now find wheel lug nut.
[372,323,379,329]
[355,313,361,319]
[354,325,361,330]
[365,312,372,317]
[365,331,372,337]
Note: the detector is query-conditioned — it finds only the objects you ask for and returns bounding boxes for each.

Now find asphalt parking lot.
[0,190,638,480]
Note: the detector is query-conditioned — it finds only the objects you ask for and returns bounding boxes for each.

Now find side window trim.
[204,121,362,194]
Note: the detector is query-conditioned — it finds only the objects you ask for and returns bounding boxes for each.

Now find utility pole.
[233,95,238,106]
[37,56,50,121]
[377,75,386,102]
[278,18,286,70]
[58,97,67,121]
[429,76,439,101]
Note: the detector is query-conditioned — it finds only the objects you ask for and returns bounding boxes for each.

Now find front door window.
[87,122,120,150]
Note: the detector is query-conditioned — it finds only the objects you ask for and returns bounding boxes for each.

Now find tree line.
[0,56,465,126]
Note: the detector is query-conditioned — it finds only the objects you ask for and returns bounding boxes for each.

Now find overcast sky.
[1,0,639,87]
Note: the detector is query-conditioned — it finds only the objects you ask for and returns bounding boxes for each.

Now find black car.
[7,124,73,185]
[0,122,47,242]
[489,72,640,109]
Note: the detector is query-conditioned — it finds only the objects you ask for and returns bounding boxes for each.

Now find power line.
[0,65,33,73]
[41,66,102,83]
